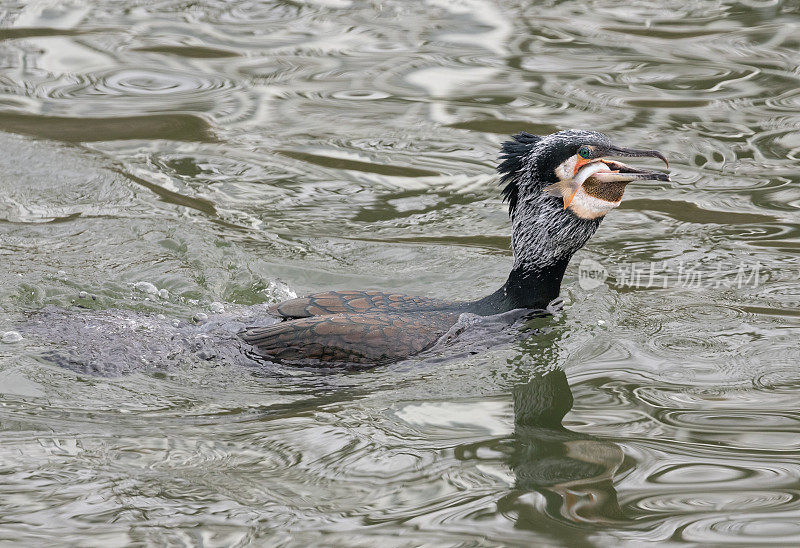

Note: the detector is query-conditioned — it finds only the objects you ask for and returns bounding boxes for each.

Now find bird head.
[499,130,669,220]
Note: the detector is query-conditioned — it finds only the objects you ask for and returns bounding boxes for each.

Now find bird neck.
[468,260,570,314]
[469,195,602,315]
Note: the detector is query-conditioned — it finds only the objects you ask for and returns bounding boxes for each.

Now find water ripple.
[44,67,238,105]
[639,489,798,513]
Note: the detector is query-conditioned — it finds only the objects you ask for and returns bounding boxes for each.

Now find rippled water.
[1,0,799,545]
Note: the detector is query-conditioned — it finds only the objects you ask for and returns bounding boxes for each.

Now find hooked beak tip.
[643,149,670,169]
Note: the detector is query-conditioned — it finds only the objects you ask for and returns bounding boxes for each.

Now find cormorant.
[240,130,669,366]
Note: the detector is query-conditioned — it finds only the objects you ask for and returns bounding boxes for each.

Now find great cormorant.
[240,130,669,366]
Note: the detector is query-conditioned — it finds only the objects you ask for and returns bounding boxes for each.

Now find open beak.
[548,144,671,209]
[584,145,670,183]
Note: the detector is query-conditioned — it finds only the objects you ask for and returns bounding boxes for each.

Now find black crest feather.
[498,132,541,216]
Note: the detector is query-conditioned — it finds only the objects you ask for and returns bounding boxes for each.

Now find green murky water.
[1,0,800,545]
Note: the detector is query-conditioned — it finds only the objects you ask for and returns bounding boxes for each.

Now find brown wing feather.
[241,311,460,365]
[269,290,452,319]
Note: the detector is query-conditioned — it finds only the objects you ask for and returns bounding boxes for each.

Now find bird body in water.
[241,130,669,366]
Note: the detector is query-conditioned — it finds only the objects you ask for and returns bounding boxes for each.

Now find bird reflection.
[498,368,625,529]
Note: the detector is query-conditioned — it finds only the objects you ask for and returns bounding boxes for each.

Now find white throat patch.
[554,156,578,182]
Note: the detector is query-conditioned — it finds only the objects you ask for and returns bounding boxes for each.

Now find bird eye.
[578,146,592,159]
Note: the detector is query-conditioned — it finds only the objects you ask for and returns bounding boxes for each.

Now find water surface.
[1,0,799,545]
